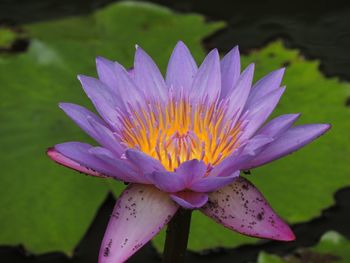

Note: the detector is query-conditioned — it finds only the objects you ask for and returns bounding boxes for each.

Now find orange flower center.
[119,97,241,171]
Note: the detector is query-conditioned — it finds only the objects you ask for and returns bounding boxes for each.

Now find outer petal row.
[99,178,294,263]
[146,159,240,194]
[242,123,331,169]
[96,56,143,111]
[47,142,148,184]
[190,49,221,103]
[201,177,295,241]
[99,184,178,263]
[220,46,240,99]
[166,41,197,96]
[134,46,168,102]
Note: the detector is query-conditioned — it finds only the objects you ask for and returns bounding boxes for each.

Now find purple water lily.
[47,41,330,263]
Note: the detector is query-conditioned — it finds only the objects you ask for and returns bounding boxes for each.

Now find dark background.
[1,0,350,262]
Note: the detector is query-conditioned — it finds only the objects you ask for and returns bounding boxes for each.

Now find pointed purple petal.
[87,117,124,156]
[89,147,147,184]
[210,135,273,177]
[190,171,240,192]
[96,57,143,110]
[134,46,167,102]
[59,102,108,140]
[240,87,285,141]
[146,159,207,193]
[226,63,254,121]
[78,75,120,129]
[166,41,197,95]
[256,113,300,139]
[47,147,106,177]
[49,142,122,179]
[125,149,165,174]
[175,159,207,185]
[170,191,208,209]
[95,56,120,96]
[246,68,285,108]
[99,184,178,263]
[201,177,295,241]
[190,49,221,103]
[242,123,331,169]
[146,171,186,193]
[220,46,240,99]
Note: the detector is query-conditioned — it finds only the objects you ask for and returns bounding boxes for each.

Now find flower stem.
[162,208,192,263]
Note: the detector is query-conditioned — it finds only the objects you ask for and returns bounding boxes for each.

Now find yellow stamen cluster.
[119,97,241,171]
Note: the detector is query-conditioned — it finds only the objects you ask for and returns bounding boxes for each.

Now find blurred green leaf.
[0,1,223,254]
[311,231,350,262]
[257,231,350,263]
[0,27,17,49]
[258,251,286,263]
[1,0,350,255]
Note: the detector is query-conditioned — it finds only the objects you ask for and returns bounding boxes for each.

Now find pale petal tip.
[205,48,219,60]
[58,102,71,110]
[46,147,56,160]
[284,229,296,241]
[323,123,332,132]
[76,74,88,83]
[275,67,286,74]
[275,223,296,241]
[95,56,108,65]
[246,62,255,72]
[175,40,186,47]
[314,123,332,137]
[46,145,63,163]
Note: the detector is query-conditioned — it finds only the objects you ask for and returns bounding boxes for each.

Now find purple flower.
[47,41,330,263]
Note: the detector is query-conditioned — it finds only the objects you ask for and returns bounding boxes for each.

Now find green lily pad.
[1,0,350,255]
[258,252,286,263]
[0,1,223,254]
[257,231,350,263]
[154,41,350,251]
[0,27,17,49]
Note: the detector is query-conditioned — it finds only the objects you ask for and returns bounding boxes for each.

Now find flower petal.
[89,147,147,184]
[166,41,197,95]
[146,171,186,193]
[240,87,285,141]
[47,147,105,177]
[175,159,207,184]
[190,49,221,103]
[125,149,165,174]
[242,124,331,169]
[96,57,143,110]
[87,117,124,156]
[78,75,120,129]
[146,159,207,193]
[134,46,167,102]
[59,102,108,141]
[256,113,300,139]
[246,68,285,108]
[220,46,240,99]
[190,171,240,192]
[226,63,254,121]
[48,142,121,179]
[201,177,295,241]
[210,135,273,178]
[170,191,208,209]
[99,184,178,263]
